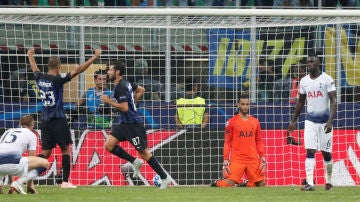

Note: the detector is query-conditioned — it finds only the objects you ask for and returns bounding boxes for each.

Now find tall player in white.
[0,115,49,194]
[288,52,337,191]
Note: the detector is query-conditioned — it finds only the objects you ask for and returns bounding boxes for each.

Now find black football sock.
[36,167,47,175]
[147,156,167,179]
[62,155,71,182]
[111,145,136,162]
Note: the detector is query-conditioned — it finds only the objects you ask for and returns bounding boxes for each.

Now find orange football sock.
[247,182,255,187]
[216,179,233,187]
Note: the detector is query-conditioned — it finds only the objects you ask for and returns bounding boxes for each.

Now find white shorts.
[0,154,29,177]
[304,120,333,152]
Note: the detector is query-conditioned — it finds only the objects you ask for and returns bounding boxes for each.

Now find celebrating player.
[288,52,337,191]
[27,48,102,188]
[100,60,172,189]
[211,93,266,187]
[0,115,49,194]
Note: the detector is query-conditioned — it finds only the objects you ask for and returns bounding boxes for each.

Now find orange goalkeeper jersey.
[223,114,265,163]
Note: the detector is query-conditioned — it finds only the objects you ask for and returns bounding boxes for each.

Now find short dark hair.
[308,51,323,63]
[308,50,323,70]
[185,77,197,91]
[239,93,249,100]
[93,69,107,79]
[111,60,126,76]
[48,56,61,69]
[308,51,318,58]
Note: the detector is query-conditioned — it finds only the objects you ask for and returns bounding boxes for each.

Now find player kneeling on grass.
[211,94,266,187]
[0,115,49,194]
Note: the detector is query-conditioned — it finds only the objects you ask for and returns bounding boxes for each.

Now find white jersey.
[299,72,336,123]
[0,128,37,155]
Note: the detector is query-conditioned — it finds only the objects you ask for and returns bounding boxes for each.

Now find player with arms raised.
[288,52,337,191]
[211,93,266,187]
[27,48,102,188]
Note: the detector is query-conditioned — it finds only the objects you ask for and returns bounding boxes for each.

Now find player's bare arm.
[28,150,36,157]
[201,112,209,128]
[70,49,102,79]
[288,93,306,133]
[100,94,129,112]
[325,90,337,133]
[133,85,145,101]
[174,113,183,128]
[27,49,40,72]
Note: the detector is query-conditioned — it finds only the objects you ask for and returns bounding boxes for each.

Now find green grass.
[1,185,359,202]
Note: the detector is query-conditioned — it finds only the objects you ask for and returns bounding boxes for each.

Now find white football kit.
[299,72,336,152]
[0,128,37,177]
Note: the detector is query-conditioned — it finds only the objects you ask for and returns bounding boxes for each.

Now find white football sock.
[16,169,38,184]
[324,160,333,184]
[305,158,316,186]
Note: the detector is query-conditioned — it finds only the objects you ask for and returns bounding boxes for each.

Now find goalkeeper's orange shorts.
[226,160,264,184]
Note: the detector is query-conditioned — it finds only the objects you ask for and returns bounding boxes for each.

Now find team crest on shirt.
[225,121,229,127]
[60,73,67,78]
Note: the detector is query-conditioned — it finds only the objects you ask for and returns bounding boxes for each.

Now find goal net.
[0,8,359,187]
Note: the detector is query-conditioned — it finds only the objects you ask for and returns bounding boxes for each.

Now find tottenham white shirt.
[299,72,336,123]
[0,128,37,155]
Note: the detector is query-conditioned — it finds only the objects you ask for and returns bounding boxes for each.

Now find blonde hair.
[19,115,34,128]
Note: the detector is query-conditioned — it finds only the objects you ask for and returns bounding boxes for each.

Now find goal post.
[0,8,359,186]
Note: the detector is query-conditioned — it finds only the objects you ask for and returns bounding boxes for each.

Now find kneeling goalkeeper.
[211,94,266,187]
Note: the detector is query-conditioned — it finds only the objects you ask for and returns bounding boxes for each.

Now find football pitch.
[0,186,359,202]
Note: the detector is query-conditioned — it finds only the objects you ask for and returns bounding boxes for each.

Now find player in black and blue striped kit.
[100,60,171,189]
[27,49,101,188]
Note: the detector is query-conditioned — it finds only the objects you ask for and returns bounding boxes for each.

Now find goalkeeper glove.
[259,157,266,176]
[222,160,230,178]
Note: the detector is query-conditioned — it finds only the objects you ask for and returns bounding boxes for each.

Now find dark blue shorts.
[0,153,21,164]
[40,118,72,150]
[111,123,147,151]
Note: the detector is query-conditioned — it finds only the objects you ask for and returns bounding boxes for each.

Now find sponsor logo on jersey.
[239,130,253,137]
[307,91,324,98]
[38,81,52,87]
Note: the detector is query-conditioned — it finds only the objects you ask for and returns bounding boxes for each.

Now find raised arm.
[70,49,102,79]
[27,49,40,72]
